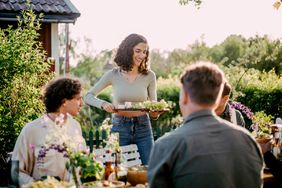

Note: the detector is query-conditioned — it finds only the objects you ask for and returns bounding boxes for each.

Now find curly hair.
[43,78,82,113]
[114,33,149,74]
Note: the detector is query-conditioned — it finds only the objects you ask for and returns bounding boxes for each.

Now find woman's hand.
[101,102,116,113]
[149,111,164,120]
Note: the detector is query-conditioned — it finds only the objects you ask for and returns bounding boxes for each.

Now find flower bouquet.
[38,113,104,187]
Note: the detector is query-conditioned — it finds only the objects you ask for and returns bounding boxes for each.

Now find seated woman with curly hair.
[12,77,86,186]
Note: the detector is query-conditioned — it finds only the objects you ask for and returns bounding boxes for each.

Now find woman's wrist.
[150,114,160,120]
[100,102,106,110]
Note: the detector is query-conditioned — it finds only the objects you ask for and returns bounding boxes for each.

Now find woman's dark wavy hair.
[114,33,149,74]
[43,78,82,113]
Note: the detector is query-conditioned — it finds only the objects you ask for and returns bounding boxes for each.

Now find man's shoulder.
[155,128,184,146]
[234,109,244,117]
[219,117,253,138]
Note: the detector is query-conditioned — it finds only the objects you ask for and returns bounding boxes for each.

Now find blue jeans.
[111,114,154,165]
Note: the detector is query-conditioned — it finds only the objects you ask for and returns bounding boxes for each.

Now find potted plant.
[67,152,104,184]
[251,111,273,143]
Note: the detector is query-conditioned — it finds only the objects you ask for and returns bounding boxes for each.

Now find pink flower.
[251,124,259,132]
[29,144,35,152]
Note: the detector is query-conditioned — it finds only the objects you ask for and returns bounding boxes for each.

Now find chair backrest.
[276,117,282,124]
[120,144,142,167]
[6,152,19,187]
[93,144,142,168]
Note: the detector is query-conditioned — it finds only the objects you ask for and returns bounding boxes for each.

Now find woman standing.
[84,33,160,165]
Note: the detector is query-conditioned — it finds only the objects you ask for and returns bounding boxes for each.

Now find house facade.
[0,0,80,75]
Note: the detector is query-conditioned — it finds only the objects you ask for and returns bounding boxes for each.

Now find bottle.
[273,130,281,157]
[114,148,120,178]
[115,148,127,183]
[116,166,127,184]
[104,150,113,180]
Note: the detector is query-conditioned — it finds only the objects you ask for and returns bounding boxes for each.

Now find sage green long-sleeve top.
[84,68,157,108]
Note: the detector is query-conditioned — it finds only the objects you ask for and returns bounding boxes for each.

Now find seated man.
[148,61,264,188]
[215,82,245,127]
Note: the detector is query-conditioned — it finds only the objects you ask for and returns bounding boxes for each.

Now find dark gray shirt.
[148,110,264,188]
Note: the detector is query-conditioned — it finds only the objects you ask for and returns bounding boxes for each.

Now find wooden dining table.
[263,168,280,188]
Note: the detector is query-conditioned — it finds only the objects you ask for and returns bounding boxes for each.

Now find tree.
[187,39,210,62]
[72,50,113,85]
[241,35,282,75]
[150,49,170,78]
[216,35,247,66]
[0,8,53,183]
[273,1,282,9]
[179,0,202,7]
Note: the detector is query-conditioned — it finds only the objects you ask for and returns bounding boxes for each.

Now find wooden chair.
[276,117,282,124]
[93,144,142,168]
[120,144,142,167]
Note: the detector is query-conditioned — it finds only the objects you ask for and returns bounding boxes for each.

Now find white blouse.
[12,114,86,186]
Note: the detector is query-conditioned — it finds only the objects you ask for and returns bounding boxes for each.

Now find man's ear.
[183,91,189,105]
[222,95,229,104]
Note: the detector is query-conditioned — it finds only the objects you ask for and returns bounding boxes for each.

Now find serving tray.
[114,108,169,112]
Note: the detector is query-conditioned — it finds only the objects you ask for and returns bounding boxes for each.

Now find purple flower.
[37,144,69,162]
[230,101,254,119]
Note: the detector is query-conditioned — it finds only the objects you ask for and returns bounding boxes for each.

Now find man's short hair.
[180,61,224,105]
[222,82,231,97]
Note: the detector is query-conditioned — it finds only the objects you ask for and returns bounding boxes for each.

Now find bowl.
[127,165,148,186]
[256,137,272,144]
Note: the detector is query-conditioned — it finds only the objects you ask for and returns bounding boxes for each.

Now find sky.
[69,0,282,55]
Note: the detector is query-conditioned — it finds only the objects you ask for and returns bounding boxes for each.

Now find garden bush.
[0,9,52,183]
[79,68,282,136]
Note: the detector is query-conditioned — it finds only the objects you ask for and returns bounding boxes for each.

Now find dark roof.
[0,0,80,23]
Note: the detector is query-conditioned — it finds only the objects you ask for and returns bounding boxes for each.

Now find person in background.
[84,33,161,165]
[148,61,264,188]
[12,78,86,186]
[215,82,245,127]
[259,140,282,187]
